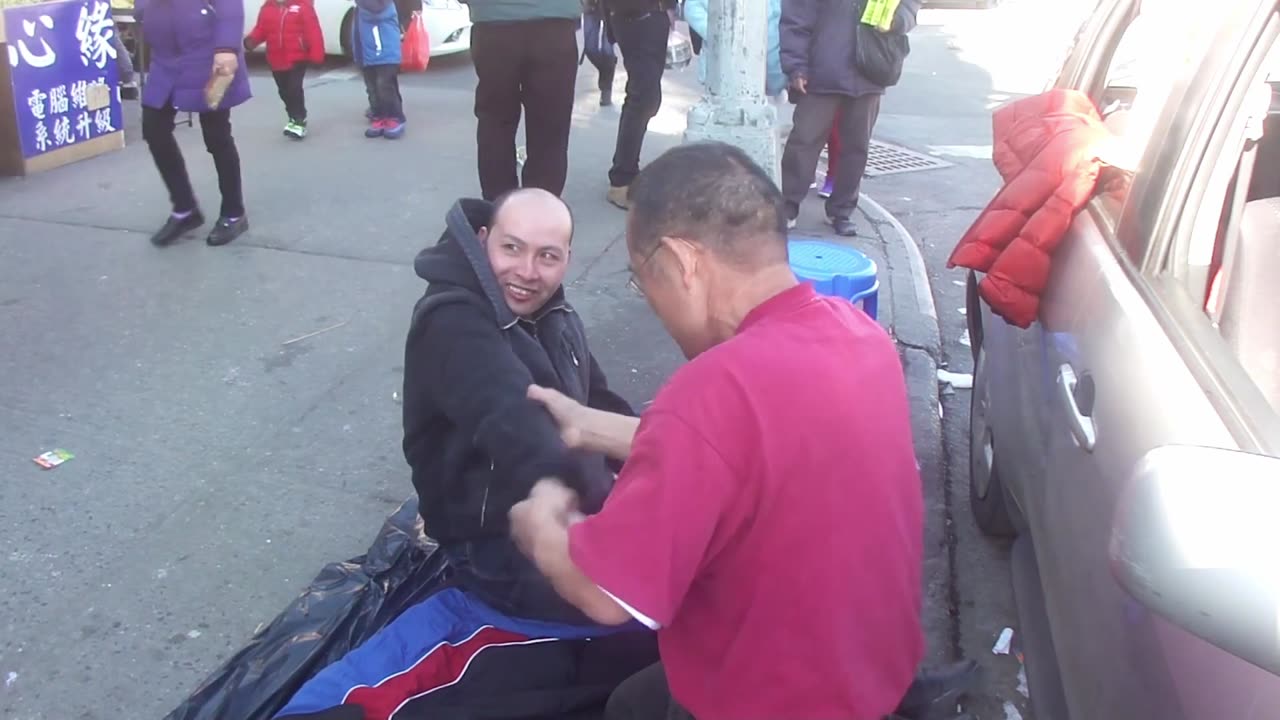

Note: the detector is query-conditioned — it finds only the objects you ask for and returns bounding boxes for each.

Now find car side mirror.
[1110,446,1280,675]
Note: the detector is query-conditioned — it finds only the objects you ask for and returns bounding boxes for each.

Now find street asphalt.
[0,4,1092,717]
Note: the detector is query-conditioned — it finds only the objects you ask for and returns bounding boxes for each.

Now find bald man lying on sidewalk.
[402,188,639,625]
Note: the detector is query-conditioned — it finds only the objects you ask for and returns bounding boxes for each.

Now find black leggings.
[273,64,308,121]
[141,104,245,219]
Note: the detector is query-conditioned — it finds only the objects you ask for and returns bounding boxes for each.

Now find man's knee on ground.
[604,663,678,720]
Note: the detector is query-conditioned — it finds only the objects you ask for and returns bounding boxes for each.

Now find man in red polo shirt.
[509,142,924,720]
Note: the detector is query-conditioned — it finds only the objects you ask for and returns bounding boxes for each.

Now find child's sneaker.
[284,119,307,140]
[382,119,406,140]
[365,119,386,138]
[817,174,834,199]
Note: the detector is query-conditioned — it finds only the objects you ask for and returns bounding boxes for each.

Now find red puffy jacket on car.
[246,0,325,72]
[947,88,1111,328]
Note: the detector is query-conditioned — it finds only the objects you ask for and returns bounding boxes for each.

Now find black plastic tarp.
[165,499,450,720]
[164,497,985,720]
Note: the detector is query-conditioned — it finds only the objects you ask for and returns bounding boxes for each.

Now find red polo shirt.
[568,283,924,720]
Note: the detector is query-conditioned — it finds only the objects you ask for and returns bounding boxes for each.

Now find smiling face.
[478,189,573,317]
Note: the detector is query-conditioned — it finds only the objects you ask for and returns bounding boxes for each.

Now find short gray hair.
[627,142,788,266]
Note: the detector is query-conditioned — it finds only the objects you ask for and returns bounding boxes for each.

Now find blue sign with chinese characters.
[5,0,123,159]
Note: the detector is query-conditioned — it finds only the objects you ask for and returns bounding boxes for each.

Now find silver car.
[966,0,1280,717]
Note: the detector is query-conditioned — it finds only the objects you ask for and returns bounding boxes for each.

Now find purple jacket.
[138,0,251,112]
[780,0,918,97]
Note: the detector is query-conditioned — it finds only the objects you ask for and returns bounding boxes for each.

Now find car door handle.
[1057,364,1097,452]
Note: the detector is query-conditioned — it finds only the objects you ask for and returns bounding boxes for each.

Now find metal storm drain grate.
[820,139,953,178]
[864,140,953,176]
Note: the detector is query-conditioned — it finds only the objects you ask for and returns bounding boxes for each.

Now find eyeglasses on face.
[625,241,663,298]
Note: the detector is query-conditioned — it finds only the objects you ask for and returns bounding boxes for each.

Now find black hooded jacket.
[403,199,633,545]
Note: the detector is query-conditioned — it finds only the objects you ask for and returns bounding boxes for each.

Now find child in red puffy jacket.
[245,0,325,139]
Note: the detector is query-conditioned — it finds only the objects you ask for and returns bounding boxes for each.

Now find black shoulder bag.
[853,17,910,88]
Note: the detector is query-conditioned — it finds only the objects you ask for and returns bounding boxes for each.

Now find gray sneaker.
[828,216,857,237]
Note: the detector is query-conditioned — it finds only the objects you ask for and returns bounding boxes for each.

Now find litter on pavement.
[938,369,975,389]
[992,627,1015,655]
[282,320,348,347]
[33,449,74,469]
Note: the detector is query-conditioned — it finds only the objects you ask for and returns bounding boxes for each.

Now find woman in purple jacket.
[138,0,252,247]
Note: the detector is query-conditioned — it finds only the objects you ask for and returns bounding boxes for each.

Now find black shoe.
[206,216,248,246]
[895,659,983,720]
[150,210,205,247]
[830,216,858,237]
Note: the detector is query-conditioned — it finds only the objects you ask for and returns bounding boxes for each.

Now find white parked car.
[246,0,472,59]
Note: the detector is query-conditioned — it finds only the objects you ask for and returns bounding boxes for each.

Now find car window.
[1201,41,1280,416]
[1157,20,1280,427]
[1089,3,1223,239]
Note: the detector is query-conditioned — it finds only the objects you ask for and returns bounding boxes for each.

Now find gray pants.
[781,91,881,221]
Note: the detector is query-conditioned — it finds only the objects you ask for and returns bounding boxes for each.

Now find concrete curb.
[859,192,939,325]
[856,191,942,358]
[858,191,956,664]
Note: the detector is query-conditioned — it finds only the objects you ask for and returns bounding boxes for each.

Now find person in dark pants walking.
[467,0,580,201]
[582,0,616,107]
[245,0,325,139]
[779,0,918,236]
[138,0,251,247]
[602,0,672,210]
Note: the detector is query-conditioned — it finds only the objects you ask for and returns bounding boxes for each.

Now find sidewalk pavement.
[0,50,950,718]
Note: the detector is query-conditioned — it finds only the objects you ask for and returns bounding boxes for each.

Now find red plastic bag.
[402,12,430,72]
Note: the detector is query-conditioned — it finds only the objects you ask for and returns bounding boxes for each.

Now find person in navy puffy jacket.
[352,0,406,138]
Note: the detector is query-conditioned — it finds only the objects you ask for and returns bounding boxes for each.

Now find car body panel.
[977,0,1280,716]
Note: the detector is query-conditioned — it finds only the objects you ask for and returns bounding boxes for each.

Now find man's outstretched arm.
[584,354,636,473]
[407,301,584,495]
[528,385,640,462]
[510,480,632,626]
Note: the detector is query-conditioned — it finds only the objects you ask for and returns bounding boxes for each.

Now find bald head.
[491,188,575,244]
[481,188,575,317]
